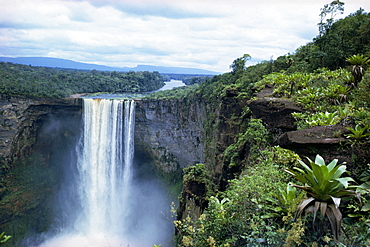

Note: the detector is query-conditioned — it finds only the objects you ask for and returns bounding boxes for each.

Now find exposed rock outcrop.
[135,98,205,173]
[0,94,82,243]
[278,124,352,164]
[248,97,303,133]
[0,94,82,166]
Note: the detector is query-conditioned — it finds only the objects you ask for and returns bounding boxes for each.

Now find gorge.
[0,95,183,246]
[0,84,358,246]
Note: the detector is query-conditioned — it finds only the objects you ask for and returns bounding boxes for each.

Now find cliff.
[0,94,82,166]
[135,98,205,172]
[0,91,362,244]
[0,94,82,242]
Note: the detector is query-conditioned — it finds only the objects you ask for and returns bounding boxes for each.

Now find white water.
[35,98,173,247]
[77,99,135,236]
[39,99,137,246]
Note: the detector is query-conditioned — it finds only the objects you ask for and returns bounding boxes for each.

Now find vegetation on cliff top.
[0,63,165,98]
[0,2,369,246]
[174,5,370,247]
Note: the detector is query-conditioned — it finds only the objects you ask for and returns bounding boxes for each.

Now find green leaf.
[332,165,347,179]
[335,177,355,189]
[357,181,370,192]
[327,159,338,171]
[315,154,326,166]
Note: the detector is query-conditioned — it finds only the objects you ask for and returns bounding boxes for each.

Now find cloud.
[0,0,369,72]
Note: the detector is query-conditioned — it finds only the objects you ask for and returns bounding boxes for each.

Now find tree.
[318,0,345,36]
[230,54,251,75]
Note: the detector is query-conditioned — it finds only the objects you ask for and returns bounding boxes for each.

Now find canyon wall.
[0,94,82,166]
[0,92,357,245]
[135,98,205,173]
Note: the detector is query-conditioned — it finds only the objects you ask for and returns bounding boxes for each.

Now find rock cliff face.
[0,94,82,166]
[0,91,360,244]
[0,94,82,243]
[134,98,206,173]
[0,94,208,243]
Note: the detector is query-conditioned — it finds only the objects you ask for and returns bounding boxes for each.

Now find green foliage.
[173,8,370,247]
[183,163,209,185]
[230,54,251,75]
[0,232,11,245]
[351,72,370,108]
[345,124,370,140]
[314,9,370,70]
[0,62,165,98]
[175,122,302,246]
[254,67,370,130]
[346,54,370,87]
[255,69,351,108]
[276,183,305,215]
[182,76,210,85]
[292,111,341,129]
[318,0,345,37]
[175,154,292,246]
[144,84,198,100]
[285,154,359,240]
[341,164,370,246]
[346,54,370,66]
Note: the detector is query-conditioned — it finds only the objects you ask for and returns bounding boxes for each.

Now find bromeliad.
[285,154,359,240]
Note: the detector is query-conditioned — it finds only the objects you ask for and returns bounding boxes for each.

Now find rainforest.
[0,6,370,247]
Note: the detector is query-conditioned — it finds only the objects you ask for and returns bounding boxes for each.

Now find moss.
[0,154,56,246]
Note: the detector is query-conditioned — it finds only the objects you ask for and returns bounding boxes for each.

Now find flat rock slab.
[278,125,348,147]
[248,97,303,132]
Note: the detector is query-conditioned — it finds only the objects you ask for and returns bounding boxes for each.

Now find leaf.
[295,197,315,220]
[326,204,342,240]
[330,196,341,208]
[315,154,326,166]
[319,201,327,219]
[335,177,355,189]
[327,158,338,172]
[313,201,320,224]
[332,165,347,179]
[361,202,370,212]
[357,181,370,193]
[288,168,309,184]
[298,159,313,174]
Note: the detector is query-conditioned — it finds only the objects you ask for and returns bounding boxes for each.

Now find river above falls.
[84,79,185,99]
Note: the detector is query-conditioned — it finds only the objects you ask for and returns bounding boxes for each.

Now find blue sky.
[1,0,369,73]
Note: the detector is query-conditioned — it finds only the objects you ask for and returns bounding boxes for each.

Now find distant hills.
[0,57,220,75]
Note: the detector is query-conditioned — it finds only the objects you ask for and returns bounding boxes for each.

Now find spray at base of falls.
[37,98,173,247]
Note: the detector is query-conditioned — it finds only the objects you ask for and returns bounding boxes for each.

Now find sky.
[1,0,369,73]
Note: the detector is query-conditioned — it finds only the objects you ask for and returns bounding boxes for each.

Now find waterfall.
[76,98,135,236]
[38,98,137,246]
[37,97,172,247]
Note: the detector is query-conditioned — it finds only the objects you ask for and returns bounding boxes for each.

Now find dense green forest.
[147,6,370,247]
[0,2,369,246]
[0,63,165,98]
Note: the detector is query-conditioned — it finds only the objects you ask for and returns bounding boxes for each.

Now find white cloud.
[0,0,369,72]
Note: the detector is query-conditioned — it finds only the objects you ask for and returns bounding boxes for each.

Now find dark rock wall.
[0,94,82,166]
[0,91,363,243]
[0,94,82,245]
[135,98,206,173]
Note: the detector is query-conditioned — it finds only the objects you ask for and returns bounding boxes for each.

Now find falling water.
[76,98,135,236]
[36,97,173,247]
[38,98,137,246]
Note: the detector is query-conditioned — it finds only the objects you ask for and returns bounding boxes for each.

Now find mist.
[20,101,175,247]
